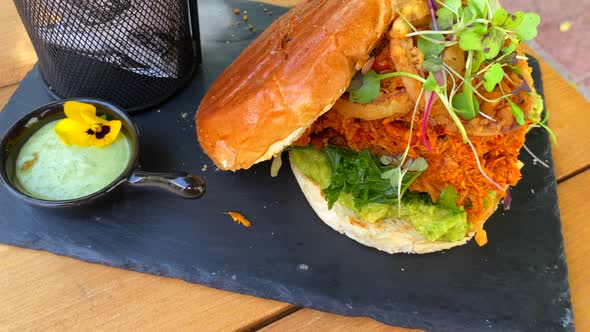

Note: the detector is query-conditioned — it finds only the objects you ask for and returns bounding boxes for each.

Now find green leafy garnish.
[481,28,506,59]
[347,70,426,105]
[500,38,518,57]
[515,13,541,41]
[471,51,486,74]
[348,71,382,104]
[445,0,462,12]
[533,120,558,146]
[492,9,523,29]
[418,34,446,57]
[436,8,455,30]
[466,0,489,18]
[458,25,486,51]
[452,91,479,120]
[418,34,446,72]
[423,73,439,92]
[483,63,505,92]
[438,185,462,211]
[319,147,428,210]
[507,99,526,125]
[456,50,478,121]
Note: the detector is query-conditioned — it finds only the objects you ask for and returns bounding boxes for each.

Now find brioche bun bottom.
[290,159,482,254]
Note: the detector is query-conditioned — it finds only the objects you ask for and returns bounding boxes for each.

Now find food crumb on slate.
[201,164,208,172]
[181,112,188,119]
[531,189,535,194]
[225,211,252,228]
[297,264,309,271]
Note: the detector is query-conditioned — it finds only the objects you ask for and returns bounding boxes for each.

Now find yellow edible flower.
[54,101,122,147]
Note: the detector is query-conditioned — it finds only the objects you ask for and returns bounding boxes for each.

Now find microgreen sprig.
[381,87,428,215]
[347,70,426,104]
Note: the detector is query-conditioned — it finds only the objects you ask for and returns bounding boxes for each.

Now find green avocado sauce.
[290,149,469,242]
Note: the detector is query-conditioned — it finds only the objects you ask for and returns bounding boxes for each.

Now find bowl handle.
[127,169,205,199]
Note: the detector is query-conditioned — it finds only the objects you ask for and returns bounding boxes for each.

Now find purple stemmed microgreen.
[380,88,429,215]
[428,0,439,30]
[504,186,512,210]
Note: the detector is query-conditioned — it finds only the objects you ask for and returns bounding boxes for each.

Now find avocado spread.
[290,149,469,242]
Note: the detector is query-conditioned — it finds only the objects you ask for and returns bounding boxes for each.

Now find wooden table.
[1,1,588,330]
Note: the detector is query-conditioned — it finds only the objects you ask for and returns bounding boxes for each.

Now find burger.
[196,0,545,253]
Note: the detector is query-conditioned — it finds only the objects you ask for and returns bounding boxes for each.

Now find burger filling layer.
[290,148,469,242]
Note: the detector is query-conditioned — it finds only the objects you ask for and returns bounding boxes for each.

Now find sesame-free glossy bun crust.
[196,0,392,170]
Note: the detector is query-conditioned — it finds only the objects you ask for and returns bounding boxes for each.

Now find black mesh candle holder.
[14,0,201,112]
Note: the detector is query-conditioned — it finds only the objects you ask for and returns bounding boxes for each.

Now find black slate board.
[0,1,573,331]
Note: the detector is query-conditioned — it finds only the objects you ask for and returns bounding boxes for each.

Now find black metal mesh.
[14,0,200,112]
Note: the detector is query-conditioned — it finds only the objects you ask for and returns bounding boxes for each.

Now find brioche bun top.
[196,0,393,170]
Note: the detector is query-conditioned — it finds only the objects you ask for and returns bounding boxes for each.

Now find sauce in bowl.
[15,120,131,201]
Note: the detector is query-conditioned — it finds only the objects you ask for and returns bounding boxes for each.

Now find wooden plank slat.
[557,170,590,331]
[0,84,19,111]
[261,308,423,331]
[0,245,295,331]
[0,1,37,88]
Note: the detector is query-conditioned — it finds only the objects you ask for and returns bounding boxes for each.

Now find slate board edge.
[523,54,575,331]
[525,56,574,331]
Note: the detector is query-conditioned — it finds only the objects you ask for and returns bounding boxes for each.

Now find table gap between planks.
[0,1,588,331]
